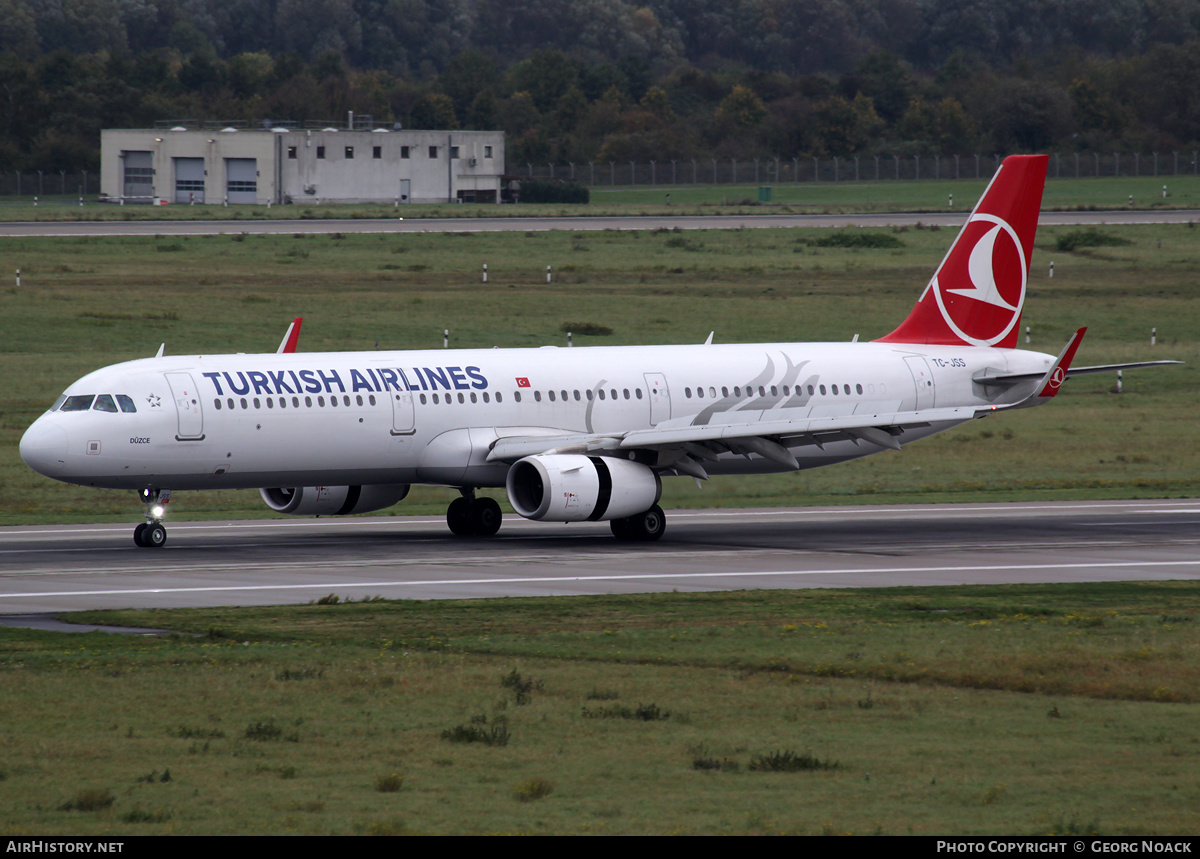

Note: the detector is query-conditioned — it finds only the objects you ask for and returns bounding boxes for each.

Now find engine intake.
[506,455,661,522]
[260,484,410,516]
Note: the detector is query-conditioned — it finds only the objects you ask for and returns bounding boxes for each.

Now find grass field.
[5,174,1200,221]
[0,218,1195,524]
[0,582,1196,835]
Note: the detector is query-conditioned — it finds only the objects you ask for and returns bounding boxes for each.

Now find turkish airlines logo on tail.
[933,213,1027,347]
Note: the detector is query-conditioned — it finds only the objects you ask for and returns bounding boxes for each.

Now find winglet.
[1034,326,1086,399]
[983,327,1087,414]
[277,317,303,354]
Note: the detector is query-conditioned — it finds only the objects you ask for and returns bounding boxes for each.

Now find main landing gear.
[609,504,667,542]
[134,488,170,548]
[446,489,503,537]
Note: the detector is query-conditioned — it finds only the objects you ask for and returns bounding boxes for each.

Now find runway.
[1,209,1198,238]
[1,500,1197,616]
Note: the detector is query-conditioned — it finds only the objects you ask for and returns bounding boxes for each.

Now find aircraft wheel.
[627,505,666,542]
[134,522,148,547]
[469,497,503,537]
[143,522,167,548]
[609,516,633,540]
[447,497,473,536]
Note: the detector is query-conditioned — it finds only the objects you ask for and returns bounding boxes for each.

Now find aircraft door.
[390,386,415,435]
[644,373,671,424]
[165,372,205,440]
[904,356,936,410]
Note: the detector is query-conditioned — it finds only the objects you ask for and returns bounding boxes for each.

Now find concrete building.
[101,123,505,205]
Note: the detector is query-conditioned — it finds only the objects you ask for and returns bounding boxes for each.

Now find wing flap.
[485,406,979,464]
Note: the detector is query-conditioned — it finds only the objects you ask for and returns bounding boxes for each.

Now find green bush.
[517,179,590,204]
[1055,228,1133,251]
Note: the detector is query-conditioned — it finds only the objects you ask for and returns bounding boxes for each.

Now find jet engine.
[260,484,410,516]
[506,454,661,522]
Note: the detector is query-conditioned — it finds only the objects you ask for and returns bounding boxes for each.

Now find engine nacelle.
[506,454,661,522]
[260,484,410,516]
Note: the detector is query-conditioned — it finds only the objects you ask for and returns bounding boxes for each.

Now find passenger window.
[214,399,222,410]
[93,394,118,413]
[116,394,137,413]
[548,390,556,402]
[60,395,95,412]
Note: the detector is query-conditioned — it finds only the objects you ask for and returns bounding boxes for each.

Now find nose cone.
[20,416,69,481]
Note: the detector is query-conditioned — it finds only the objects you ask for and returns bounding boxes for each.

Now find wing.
[486,330,1100,477]
[485,404,982,478]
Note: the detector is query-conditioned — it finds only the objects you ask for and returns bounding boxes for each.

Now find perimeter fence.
[511,152,1200,186]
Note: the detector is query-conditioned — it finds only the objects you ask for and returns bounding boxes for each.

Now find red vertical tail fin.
[876,154,1047,348]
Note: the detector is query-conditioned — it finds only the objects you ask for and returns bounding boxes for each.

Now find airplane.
[19,154,1180,547]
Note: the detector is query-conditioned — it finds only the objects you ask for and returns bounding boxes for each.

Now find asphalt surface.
[2,209,1199,238]
[1,500,1197,620]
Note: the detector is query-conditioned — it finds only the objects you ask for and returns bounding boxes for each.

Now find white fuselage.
[20,340,1055,493]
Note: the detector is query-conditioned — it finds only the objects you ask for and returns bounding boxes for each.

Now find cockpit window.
[51,394,67,411]
[116,395,137,413]
[59,395,95,412]
[93,394,118,413]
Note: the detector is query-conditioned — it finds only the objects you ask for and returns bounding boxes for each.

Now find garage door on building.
[225,158,258,203]
[122,151,154,202]
[173,157,205,204]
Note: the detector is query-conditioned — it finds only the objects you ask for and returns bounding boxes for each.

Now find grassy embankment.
[0,192,1196,835]
[0,219,1194,524]
[0,581,1197,835]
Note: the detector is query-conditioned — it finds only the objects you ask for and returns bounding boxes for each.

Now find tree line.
[4,0,1200,173]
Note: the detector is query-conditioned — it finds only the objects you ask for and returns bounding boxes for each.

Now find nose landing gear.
[134,489,170,548]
